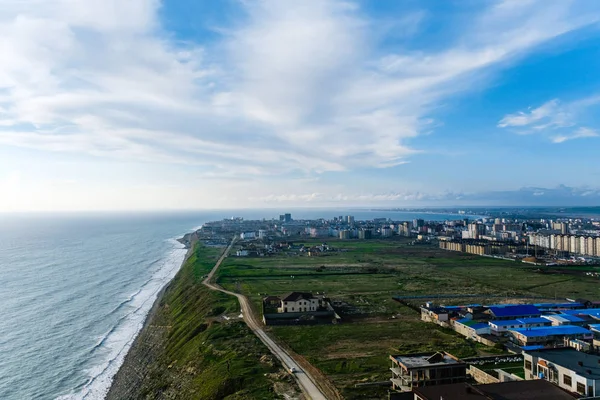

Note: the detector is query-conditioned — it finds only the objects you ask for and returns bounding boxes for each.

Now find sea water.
[0,209,478,399]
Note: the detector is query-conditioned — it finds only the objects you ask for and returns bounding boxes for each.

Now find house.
[412,380,577,400]
[487,305,541,320]
[563,308,600,321]
[524,348,600,397]
[541,314,587,326]
[488,317,552,336]
[263,295,281,308]
[389,352,467,392]
[420,306,450,324]
[509,325,593,346]
[278,292,324,313]
[454,319,491,339]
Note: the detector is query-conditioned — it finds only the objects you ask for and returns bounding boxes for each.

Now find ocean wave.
[55,240,187,400]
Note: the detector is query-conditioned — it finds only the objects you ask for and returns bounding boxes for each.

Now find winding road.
[202,238,328,400]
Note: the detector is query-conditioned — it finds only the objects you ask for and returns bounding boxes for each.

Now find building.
[524,348,600,397]
[339,230,351,240]
[468,223,486,239]
[509,325,592,346]
[258,229,267,239]
[541,314,587,326]
[389,352,467,391]
[358,229,372,240]
[240,231,256,240]
[488,317,551,336]
[454,319,490,339]
[487,305,541,321]
[412,380,577,400]
[381,226,393,237]
[346,215,355,225]
[277,292,324,313]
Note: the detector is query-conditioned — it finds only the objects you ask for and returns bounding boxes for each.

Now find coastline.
[105,231,198,399]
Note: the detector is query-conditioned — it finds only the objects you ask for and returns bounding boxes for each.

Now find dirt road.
[203,238,328,400]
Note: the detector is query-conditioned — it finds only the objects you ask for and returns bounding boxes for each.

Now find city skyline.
[1,0,600,211]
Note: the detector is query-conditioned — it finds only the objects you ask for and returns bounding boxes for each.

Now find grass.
[212,238,600,399]
[108,242,296,400]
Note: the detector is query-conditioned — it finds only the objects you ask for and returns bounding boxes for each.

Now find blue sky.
[1,0,600,211]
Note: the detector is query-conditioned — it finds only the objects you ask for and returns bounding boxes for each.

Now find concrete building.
[412,380,577,400]
[346,215,355,225]
[468,223,486,239]
[390,352,467,392]
[509,325,592,347]
[454,319,490,339]
[258,229,267,239]
[240,231,256,240]
[358,229,372,240]
[488,317,551,336]
[339,230,351,240]
[524,348,600,397]
[381,226,393,237]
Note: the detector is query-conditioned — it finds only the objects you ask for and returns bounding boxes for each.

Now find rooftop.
[510,325,591,338]
[563,308,600,317]
[542,314,585,323]
[488,305,540,318]
[390,352,463,369]
[413,380,576,400]
[281,292,315,302]
[525,348,600,377]
[490,317,550,327]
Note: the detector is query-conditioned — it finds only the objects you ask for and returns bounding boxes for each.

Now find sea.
[0,209,481,400]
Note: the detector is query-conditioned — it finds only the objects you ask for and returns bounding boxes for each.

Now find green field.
[215,237,600,399]
[108,242,300,400]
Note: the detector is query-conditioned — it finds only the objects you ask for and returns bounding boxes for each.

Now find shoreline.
[104,231,198,399]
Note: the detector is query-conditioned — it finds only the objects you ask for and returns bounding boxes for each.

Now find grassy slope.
[215,238,600,399]
[107,243,291,400]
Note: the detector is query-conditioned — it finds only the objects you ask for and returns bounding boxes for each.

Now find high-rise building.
[346,215,355,225]
[284,213,292,223]
[381,226,392,237]
[414,219,425,228]
[358,229,372,240]
[468,223,485,239]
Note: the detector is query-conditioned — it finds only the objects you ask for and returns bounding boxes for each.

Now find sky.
[1,0,600,211]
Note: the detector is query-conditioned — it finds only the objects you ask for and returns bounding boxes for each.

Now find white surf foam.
[56,238,187,400]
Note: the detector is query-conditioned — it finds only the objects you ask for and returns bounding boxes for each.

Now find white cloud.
[499,94,600,142]
[552,127,599,143]
[498,99,565,128]
[1,0,600,183]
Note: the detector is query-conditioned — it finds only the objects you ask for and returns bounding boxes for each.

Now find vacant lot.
[216,238,600,399]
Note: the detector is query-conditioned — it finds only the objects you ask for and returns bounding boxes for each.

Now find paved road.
[203,238,328,400]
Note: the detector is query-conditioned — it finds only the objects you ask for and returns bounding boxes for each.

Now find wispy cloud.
[498,94,600,143]
[497,99,571,129]
[551,127,599,143]
[1,0,600,177]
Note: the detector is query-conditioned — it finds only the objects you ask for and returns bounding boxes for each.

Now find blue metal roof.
[588,324,600,332]
[518,317,551,324]
[510,326,591,338]
[488,305,540,317]
[563,308,600,316]
[490,317,549,327]
[470,323,490,330]
[556,314,585,322]
[534,302,584,309]
[521,345,546,351]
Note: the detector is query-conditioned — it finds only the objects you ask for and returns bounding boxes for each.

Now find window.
[563,375,572,386]
[577,382,586,395]
[525,360,532,370]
